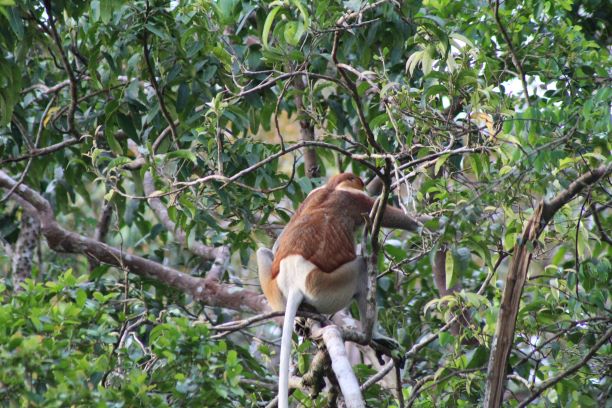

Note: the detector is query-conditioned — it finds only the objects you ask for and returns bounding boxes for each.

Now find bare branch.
[336,0,389,25]
[89,199,114,271]
[319,325,364,408]
[21,79,71,95]
[541,164,612,227]
[360,359,395,390]
[174,140,384,192]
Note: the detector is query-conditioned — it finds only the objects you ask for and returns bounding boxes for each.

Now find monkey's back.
[271,187,371,279]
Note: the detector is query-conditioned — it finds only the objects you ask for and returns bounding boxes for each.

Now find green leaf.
[439,332,453,346]
[165,150,197,164]
[445,250,455,289]
[504,232,516,252]
[100,0,113,24]
[284,21,304,46]
[75,289,87,308]
[468,155,482,179]
[406,50,424,76]
[290,0,310,29]
[262,6,283,49]
[106,130,123,155]
[434,153,449,175]
[145,22,167,40]
[7,7,24,39]
[465,346,487,369]
[107,156,132,169]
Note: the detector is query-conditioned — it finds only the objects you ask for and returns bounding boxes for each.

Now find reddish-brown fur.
[260,172,421,407]
[271,173,392,279]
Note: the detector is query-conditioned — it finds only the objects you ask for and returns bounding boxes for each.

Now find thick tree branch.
[541,164,611,226]
[94,201,113,243]
[0,170,267,314]
[319,325,364,408]
[484,163,610,408]
[90,199,113,270]
[11,214,40,289]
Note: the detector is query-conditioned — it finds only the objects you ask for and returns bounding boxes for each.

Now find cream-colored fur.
[335,183,369,196]
[277,255,362,314]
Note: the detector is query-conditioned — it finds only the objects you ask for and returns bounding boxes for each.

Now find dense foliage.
[0,0,610,406]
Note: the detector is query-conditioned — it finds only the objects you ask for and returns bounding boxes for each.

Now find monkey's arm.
[353,193,421,232]
[381,204,421,231]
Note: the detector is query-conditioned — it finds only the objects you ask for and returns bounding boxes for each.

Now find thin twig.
[491,0,531,106]
[0,137,82,165]
[1,97,56,202]
[42,0,79,135]
[517,327,612,408]
[143,1,178,147]
[590,202,612,245]
[235,71,350,98]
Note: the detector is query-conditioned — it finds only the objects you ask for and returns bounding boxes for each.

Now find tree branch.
[143,171,225,261]
[319,325,365,408]
[591,203,612,245]
[0,170,267,314]
[143,1,178,147]
[483,163,610,408]
[517,327,612,408]
[89,198,114,271]
[491,0,531,106]
[0,136,82,165]
[293,78,320,178]
[174,140,384,191]
[42,0,79,135]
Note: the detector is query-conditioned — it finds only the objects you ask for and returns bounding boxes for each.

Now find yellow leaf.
[471,112,495,137]
[43,106,60,128]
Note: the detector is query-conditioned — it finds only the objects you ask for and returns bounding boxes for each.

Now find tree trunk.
[11,214,40,289]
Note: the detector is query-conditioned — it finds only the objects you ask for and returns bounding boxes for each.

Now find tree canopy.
[0,0,610,407]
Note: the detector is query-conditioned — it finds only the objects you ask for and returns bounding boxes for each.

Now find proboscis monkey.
[257,173,421,407]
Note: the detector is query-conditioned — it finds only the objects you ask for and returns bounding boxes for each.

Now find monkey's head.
[327,172,365,191]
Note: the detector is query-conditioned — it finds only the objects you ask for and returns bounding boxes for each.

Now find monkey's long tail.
[278,290,303,408]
